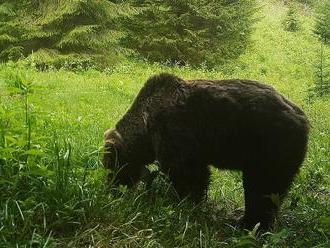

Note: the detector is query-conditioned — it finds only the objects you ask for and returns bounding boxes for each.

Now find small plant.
[233,224,260,247]
[3,70,35,159]
[309,1,330,98]
[283,4,301,32]
[314,1,330,45]
[310,45,330,98]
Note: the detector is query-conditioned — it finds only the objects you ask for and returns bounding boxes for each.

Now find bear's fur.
[103,73,309,229]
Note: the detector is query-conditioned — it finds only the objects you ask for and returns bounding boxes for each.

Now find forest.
[0,0,329,247]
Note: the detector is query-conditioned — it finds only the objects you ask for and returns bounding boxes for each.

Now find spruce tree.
[0,0,121,69]
[311,1,330,97]
[120,0,257,68]
[283,4,300,32]
[314,1,330,45]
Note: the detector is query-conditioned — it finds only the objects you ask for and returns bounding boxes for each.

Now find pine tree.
[120,0,257,68]
[311,1,330,97]
[0,0,122,69]
[314,1,330,45]
[283,4,300,32]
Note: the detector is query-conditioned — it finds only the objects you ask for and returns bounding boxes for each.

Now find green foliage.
[314,1,330,45]
[309,1,330,97]
[283,4,301,32]
[0,0,121,68]
[120,0,257,68]
[309,44,330,98]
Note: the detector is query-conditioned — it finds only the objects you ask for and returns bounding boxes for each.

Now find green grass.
[0,1,329,247]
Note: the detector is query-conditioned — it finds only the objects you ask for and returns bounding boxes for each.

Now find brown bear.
[103,73,309,230]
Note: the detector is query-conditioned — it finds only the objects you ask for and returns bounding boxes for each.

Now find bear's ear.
[104,129,111,139]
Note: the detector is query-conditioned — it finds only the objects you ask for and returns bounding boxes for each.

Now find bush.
[120,0,257,68]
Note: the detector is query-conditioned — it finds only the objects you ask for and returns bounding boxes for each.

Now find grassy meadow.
[0,1,329,247]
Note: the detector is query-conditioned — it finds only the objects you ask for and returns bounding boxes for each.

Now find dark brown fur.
[103,73,309,229]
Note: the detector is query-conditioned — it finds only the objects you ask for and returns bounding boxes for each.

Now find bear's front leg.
[156,139,210,202]
[153,119,211,203]
[165,160,211,203]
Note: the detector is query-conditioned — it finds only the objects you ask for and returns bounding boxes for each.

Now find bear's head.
[103,129,141,187]
[103,129,122,166]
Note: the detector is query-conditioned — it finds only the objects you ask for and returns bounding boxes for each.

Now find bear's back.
[184,79,306,120]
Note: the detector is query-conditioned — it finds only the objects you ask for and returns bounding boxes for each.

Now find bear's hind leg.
[242,167,298,230]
